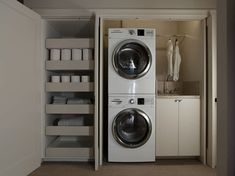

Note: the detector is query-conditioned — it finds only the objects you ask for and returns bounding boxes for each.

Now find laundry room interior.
[1,0,224,176]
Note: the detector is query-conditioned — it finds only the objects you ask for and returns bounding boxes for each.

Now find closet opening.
[99,15,216,170]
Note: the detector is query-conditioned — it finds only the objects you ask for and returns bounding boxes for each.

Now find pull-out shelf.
[46,126,94,136]
[46,38,94,49]
[46,60,94,71]
[46,82,94,92]
[46,137,93,159]
[46,104,94,114]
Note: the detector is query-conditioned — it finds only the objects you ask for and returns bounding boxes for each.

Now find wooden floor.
[29,161,216,176]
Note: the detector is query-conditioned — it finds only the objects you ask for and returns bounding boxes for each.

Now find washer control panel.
[109,96,154,107]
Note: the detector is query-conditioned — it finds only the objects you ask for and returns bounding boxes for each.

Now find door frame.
[96,9,217,167]
[206,11,217,168]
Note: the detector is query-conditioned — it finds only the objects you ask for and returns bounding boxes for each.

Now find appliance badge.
[110,30,123,34]
[129,30,136,35]
[145,29,154,37]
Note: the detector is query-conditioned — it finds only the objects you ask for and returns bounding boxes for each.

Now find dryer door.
[112,39,152,79]
[112,108,152,148]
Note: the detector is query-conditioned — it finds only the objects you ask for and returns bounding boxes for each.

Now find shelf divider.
[46,38,94,49]
[46,60,94,71]
[46,82,94,92]
[46,126,94,136]
[46,104,94,114]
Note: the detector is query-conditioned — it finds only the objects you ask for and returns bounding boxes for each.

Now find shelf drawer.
[46,126,93,136]
[46,147,93,158]
[46,137,93,158]
[46,82,94,92]
[46,60,94,70]
[46,104,94,114]
[46,38,94,49]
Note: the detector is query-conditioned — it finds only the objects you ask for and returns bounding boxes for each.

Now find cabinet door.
[0,1,41,176]
[179,99,200,156]
[156,98,178,156]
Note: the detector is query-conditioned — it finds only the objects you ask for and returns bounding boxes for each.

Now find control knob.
[129,99,135,104]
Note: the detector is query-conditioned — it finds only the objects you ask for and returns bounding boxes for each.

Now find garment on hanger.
[166,39,174,79]
[173,40,181,81]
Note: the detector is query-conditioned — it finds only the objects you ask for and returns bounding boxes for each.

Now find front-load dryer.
[108,95,155,162]
[108,28,156,94]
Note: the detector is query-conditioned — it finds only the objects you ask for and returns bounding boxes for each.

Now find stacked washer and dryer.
[108,28,156,162]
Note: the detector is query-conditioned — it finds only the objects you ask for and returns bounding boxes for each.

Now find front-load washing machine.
[108,94,155,162]
[108,28,156,94]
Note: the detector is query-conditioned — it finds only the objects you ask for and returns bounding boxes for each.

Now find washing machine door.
[112,39,152,79]
[112,108,152,148]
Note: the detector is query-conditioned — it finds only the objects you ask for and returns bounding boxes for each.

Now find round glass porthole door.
[112,39,152,79]
[112,108,152,148]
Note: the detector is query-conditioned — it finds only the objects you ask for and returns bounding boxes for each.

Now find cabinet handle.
[174,99,182,102]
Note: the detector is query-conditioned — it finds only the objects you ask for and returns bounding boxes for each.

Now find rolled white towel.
[50,49,60,61]
[71,75,80,83]
[61,75,70,83]
[82,48,93,60]
[72,49,82,61]
[61,49,71,61]
[51,75,60,83]
[81,75,90,82]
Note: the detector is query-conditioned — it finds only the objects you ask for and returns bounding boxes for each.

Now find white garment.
[166,39,174,78]
[173,41,181,81]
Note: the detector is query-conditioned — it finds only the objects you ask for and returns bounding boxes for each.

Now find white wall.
[24,0,216,9]
[178,21,204,82]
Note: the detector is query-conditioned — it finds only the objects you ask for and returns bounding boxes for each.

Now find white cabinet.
[156,98,179,156]
[156,96,200,157]
[178,98,200,156]
[0,0,99,174]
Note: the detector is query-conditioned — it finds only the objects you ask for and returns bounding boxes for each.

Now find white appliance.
[108,28,156,94]
[108,95,155,162]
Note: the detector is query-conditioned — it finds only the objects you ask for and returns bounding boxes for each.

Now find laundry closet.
[0,1,217,175]
[100,16,209,164]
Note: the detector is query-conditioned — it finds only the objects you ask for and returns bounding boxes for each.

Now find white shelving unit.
[45,38,95,161]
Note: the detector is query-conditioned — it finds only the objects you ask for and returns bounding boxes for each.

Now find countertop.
[157,94,200,99]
